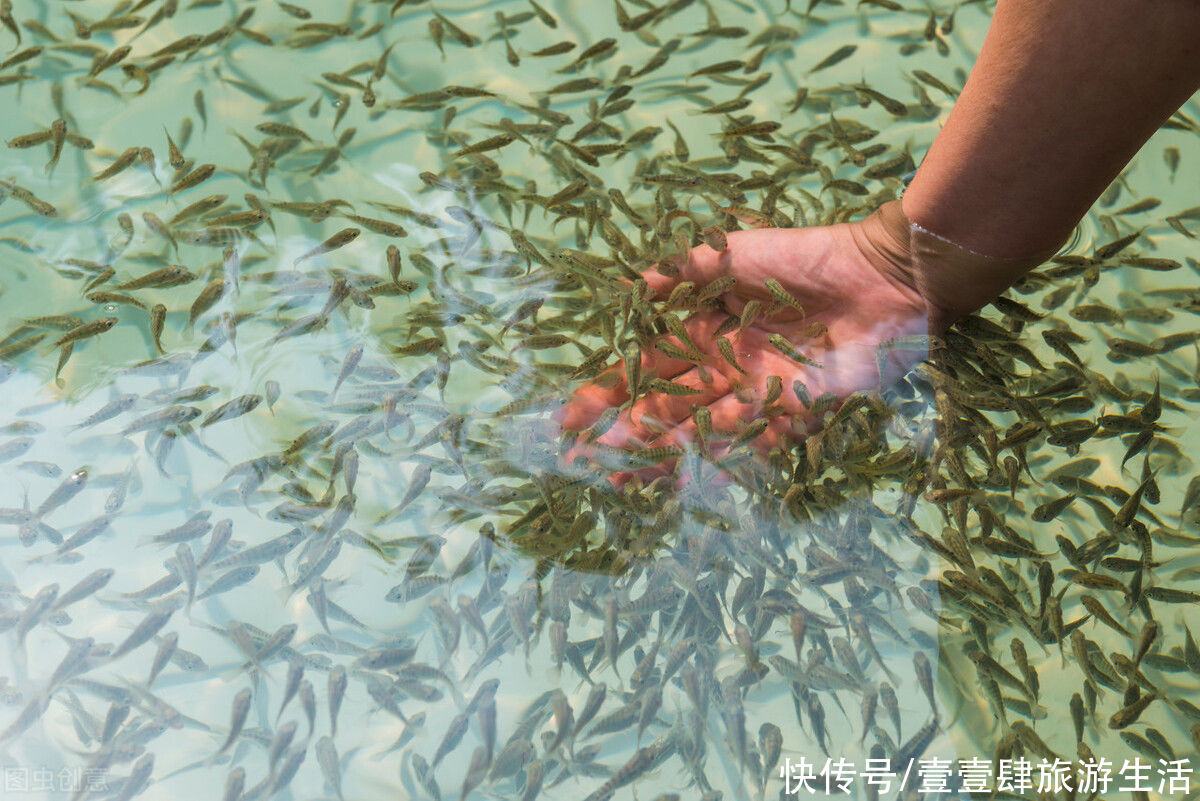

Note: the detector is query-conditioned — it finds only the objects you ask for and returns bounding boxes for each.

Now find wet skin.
[556,220,933,485]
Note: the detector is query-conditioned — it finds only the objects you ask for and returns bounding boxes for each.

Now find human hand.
[555,201,942,485]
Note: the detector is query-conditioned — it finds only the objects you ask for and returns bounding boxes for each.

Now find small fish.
[561,37,616,71]
[381,463,431,521]
[147,633,178,687]
[164,127,184,169]
[194,89,207,130]
[691,59,744,77]
[205,210,266,229]
[433,712,470,767]
[290,681,314,733]
[435,10,479,47]
[316,737,343,801]
[0,695,50,743]
[546,77,602,95]
[91,147,139,183]
[824,178,869,195]
[45,119,66,174]
[461,747,489,800]
[697,97,752,116]
[51,317,117,349]
[170,163,215,194]
[1109,694,1157,729]
[201,394,262,428]
[86,291,146,311]
[210,529,302,570]
[150,304,166,354]
[51,568,114,612]
[328,665,347,737]
[428,17,445,56]
[265,380,281,413]
[700,225,727,252]
[528,0,558,28]
[0,45,41,71]
[1070,303,1123,324]
[1096,230,1143,259]
[913,651,936,716]
[187,279,227,330]
[719,121,780,140]
[118,265,194,291]
[196,567,259,601]
[0,0,18,49]
[149,35,203,59]
[912,69,958,98]
[256,122,312,142]
[7,130,52,149]
[217,688,252,753]
[35,469,88,519]
[1114,197,1161,215]
[294,228,360,267]
[278,1,312,19]
[854,83,907,116]
[392,337,443,357]
[647,377,702,397]
[222,770,245,801]
[454,133,516,158]
[1078,594,1130,636]
[1145,586,1200,604]
[768,333,822,368]
[0,437,34,465]
[342,214,406,237]
[763,278,805,314]
[110,608,174,661]
[809,44,856,74]
[1122,256,1181,271]
[1068,571,1127,594]
[149,512,212,546]
[532,41,575,57]
[1031,494,1076,522]
[52,515,112,554]
[332,346,363,398]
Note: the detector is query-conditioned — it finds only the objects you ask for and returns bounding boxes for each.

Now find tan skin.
[558,225,927,482]
[558,0,1200,482]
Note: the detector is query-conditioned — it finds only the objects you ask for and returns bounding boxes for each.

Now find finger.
[608,417,702,489]
[733,324,842,413]
[645,337,710,382]
[698,394,799,453]
[642,241,736,300]
[676,242,733,287]
[603,366,733,450]
[558,362,712,482]
[610,455,681,490]
[642,262,681,300]
[592,371,721,486]
[556,365,629,430]
[609,404,800,490]
[557,331,709,431]
[627,402,796,489]
[705,390,765,436]
[620,445,732,492]
[565,403,686,484]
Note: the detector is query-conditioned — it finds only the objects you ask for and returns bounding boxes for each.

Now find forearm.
[903,0,1200,261]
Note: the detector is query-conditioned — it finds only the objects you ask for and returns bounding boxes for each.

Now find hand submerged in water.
[556,201,945,485]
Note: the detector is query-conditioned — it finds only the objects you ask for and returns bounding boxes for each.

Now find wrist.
[848,200,954,335]
[852,198,1060,334]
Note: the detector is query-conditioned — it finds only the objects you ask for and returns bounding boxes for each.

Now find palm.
[558,220,931,479]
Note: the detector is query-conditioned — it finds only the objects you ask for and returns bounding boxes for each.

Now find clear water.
[2,1,1200,800]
